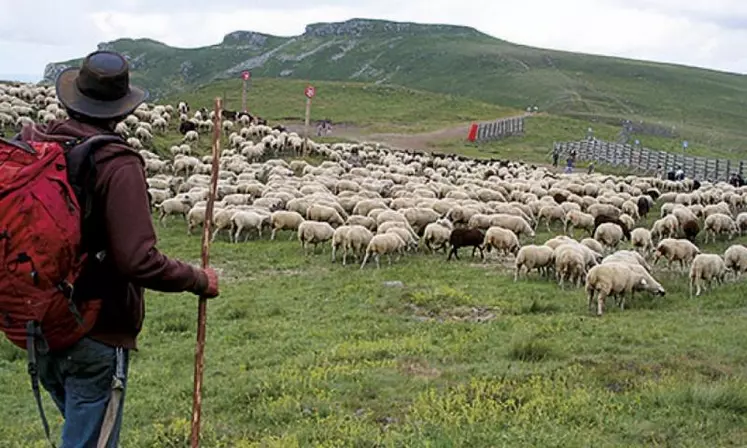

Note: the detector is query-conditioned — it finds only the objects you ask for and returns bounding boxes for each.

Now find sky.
[2,0,747,81]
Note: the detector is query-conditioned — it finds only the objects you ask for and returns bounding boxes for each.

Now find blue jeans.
[36,337,130,448]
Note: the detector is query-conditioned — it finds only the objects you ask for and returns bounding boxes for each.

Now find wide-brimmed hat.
[56,50,148,120]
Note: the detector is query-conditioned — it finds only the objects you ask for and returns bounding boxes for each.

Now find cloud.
[1,0,746,78]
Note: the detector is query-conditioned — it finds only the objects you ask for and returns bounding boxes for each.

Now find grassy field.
[1,200,746,446]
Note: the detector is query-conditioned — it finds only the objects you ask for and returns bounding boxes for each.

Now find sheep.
[483,226,520,259]
[630,228,654,256]
[703,213,738,243]
[563,210,594,236]
[157,198,191,227]
[689,254,728,297]
[360,233,407,269]
[651,215,678,241]
[126,137,143,149]
[594,223,624,251]
[488,214,535,239]
[602,250,652,273]
[585,262,666,316]
[535,204,565,232]
[342,225,374,265]
[331,225,352,263]
[653,238,701,271]
[593,215,630,241]
[422,219,453,254]
[183,130,199,143]
[682,219,700,242]
[297,221,335,255]
[346,215,377,232]
[736,213,747,236]
[580,238,604,254]
[270,211,305,240]
[724,244,747,279]
[447,228,485,261]
[514,245,554,281]
[553,244,587,288]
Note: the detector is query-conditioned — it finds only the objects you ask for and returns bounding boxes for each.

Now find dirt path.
[285,122,471,150]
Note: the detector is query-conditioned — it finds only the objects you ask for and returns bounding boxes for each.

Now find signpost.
[241,71,250,112]
[302,85,316,157]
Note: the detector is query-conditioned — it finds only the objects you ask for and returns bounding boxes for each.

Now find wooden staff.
[190,97,222,447]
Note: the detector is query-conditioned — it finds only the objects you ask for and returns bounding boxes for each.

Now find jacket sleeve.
[100,157,208,294]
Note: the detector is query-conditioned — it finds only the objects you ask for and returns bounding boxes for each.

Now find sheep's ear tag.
[640,278,647,286]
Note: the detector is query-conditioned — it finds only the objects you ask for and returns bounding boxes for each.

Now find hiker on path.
[14,51,220,447]
[552,148,559,167]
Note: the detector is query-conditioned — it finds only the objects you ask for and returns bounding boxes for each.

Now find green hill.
[45,18,747,150]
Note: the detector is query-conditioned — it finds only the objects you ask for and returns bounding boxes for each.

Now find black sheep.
[692,179,701,191]
[645,189,660,201]
[683,219,700,242]
[593,215,631,241]
[447,228,485,261]
[553,192,568,204]
[178,120,197,135]
[637,196,651,218]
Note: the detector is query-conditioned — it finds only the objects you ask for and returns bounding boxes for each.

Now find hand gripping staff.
[190,97,222,447]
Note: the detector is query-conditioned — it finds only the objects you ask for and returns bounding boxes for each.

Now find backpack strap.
[62,134,130,255]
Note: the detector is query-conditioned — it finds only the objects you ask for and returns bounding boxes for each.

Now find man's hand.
[201,267,220,299]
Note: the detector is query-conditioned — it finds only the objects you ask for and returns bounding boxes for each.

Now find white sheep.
[553,244,588,288]
[422,219,453,253]
[183,130,199,143]
[653,238,701,271]
[306,204,345,227]
[157,198,191,227]
[345,215,377,232]
[343,225,374,265]
[270,211,305,240]
[483,226,520,259]
[514,245,554,281]
[360,233,407,269]
[585,262,666,316]
[724,244,747,279]
[704,213,738,243]
[594,222,624,251]
[689,254,728,297]
[297,221,335,255]
[630,228,654,256]
[563,210,594,236]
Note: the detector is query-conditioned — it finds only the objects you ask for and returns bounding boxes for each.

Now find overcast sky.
[2,0,747,81]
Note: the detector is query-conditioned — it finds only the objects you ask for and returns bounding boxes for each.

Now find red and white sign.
[241,70,250,81]
[305,85,316,99]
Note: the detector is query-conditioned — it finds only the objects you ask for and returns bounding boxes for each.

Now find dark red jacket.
[21,119,208,349]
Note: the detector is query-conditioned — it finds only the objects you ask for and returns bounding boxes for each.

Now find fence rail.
[553,139,745,182]
[467,116,525,142]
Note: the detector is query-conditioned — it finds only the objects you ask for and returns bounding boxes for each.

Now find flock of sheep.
[3,80,747,317]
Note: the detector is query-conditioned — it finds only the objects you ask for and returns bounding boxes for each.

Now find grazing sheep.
[689,254,728,297]
[422,219,453,254]
[297,221,335,255]
[585,262,666,316]
[563,210,595,236]
[682,219,700,242]
[553,244,587,288]
[331,225,352,263]
[580,238,604,254]
[603,250,652,273]
[483,226,520,259]
[183,130,199,143]
[360,233,407,269]
[514,245,554,281]
[346,215,377,231]
[736,213,747,236]
[653,238,701,271]
[594,223,624,251]
[631,228,654,256]
[704,213,738,243]
[342,225,374,265]
[157,198,191,226]
[724,244,747,279]
[270,211,305,240]
[447,228,485,261]
[593,215,631,241]
[651,215,679,241]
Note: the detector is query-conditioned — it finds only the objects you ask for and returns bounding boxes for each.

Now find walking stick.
[190,97,222,447]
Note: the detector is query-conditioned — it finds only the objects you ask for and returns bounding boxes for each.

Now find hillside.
[44,18,747,149]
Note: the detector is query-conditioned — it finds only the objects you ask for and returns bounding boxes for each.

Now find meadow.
[1,204,746,447]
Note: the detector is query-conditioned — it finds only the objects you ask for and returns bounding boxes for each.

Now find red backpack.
[0,133,127,353]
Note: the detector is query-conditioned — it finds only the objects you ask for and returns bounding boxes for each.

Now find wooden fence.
[553,139,745,182]
[467,116,525,142]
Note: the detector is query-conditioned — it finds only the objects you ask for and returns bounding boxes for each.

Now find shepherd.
[2,50,220,447]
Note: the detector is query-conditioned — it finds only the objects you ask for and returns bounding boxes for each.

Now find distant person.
[587,162,595,174]
[552,149,559,167]
[565,157,574,173]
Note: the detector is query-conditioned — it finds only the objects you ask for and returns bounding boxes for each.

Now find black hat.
[55,50,148,120]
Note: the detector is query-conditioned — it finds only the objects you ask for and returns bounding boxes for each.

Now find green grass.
[46,18,747,155]
[165,78,517,134]
[1,197,746,446]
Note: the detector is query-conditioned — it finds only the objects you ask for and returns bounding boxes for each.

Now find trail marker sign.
[305,85,316,99]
